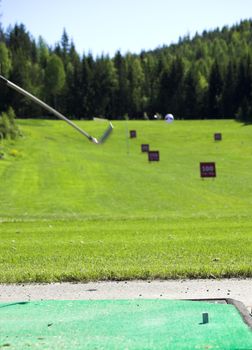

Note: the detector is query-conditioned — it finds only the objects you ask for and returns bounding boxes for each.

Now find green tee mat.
[0,299,252,349]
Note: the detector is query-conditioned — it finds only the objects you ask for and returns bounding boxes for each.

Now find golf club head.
[97,122,114,144]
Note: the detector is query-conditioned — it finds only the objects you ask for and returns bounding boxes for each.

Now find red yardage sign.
[148,151,160,161]
[130,130,137,138]
[200,162,216,177]
[141,144,149,152]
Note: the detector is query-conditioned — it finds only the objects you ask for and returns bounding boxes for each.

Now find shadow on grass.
[0,301,29,309]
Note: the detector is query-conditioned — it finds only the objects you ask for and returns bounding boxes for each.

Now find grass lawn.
[0,119,252,282]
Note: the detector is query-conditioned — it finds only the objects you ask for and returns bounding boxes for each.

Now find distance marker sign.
[214,133,222,141]
[200,162,216,178]
[141,144,149,152]
[130,130,137,138]
[148,151,160,162]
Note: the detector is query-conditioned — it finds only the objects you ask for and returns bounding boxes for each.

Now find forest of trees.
[0,16,252,122]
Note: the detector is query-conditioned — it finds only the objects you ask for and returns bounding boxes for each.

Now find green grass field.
[0,119,252,282]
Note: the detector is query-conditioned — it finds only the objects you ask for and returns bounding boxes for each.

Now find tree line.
[0,19,252,122]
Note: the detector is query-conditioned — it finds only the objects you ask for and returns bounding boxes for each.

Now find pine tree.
[92,55,117,117]
[44,54,66,108]
[80,53,95,118]
[158,57,185,116]
[183,67,199,118]
[222,60,237,117]
[113,51,130,118]
[62,42,82,117]
[127,55,144,117]
[207,60,224,117]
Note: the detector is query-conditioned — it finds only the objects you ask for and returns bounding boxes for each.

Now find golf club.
[0,75,113,144]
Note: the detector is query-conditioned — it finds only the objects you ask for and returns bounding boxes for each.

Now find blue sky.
[1,0,251,57]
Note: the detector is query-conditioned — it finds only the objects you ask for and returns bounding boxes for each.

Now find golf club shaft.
[0,75,96,142]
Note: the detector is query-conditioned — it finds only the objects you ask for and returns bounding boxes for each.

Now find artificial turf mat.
[0,299,252,349]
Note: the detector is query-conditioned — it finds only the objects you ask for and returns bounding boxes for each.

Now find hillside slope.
[0,119,251,281]
[0,119,252,220]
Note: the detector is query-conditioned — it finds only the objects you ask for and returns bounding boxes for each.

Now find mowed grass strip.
[1,218,252,282]
[0,119,252,282]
